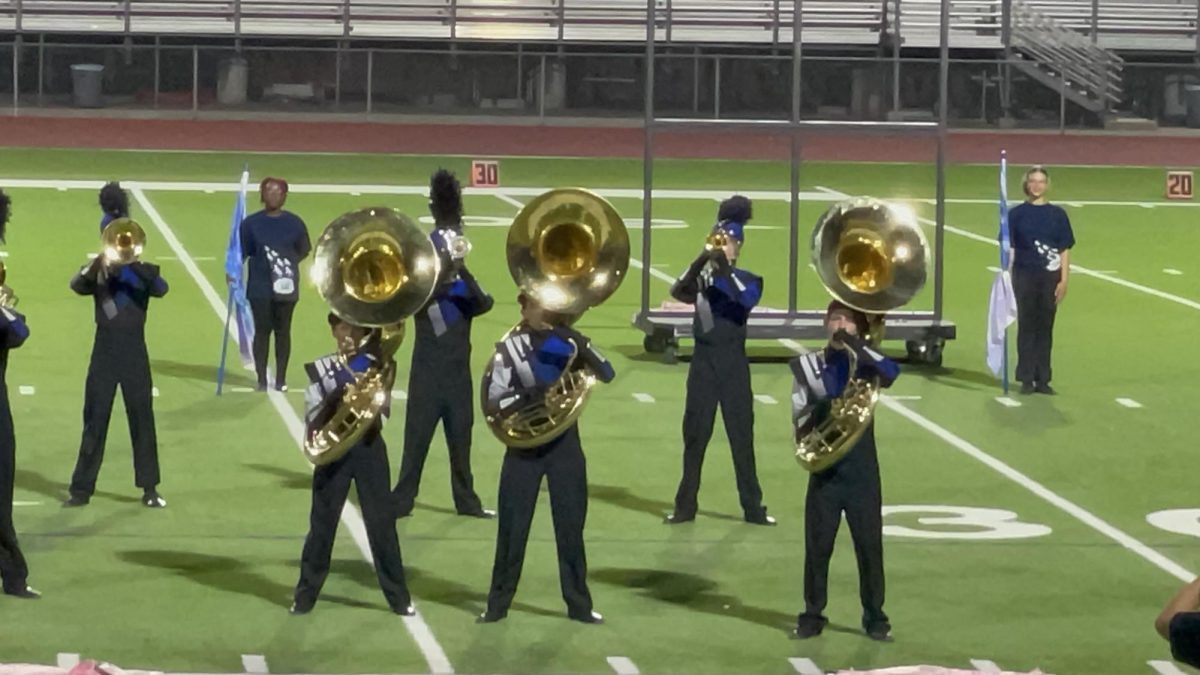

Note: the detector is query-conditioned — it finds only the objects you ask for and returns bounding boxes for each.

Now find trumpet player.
[791,301,899,642]
[666,196,774,526]
[393,169,494,520]
[478,293,614,624]
[0,191,38,600]
[291,313,413,616]
[65,218,169,509]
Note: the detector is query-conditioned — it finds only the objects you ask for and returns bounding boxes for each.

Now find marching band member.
[98,181,129,232]
[665,196,774,526]
[393,170,494,519]
[478,293,613,624]
[65,219,168,509]
[791,301,899,642]
[292,313,413,616]
[239,177,312,392]
[0,189,37,599]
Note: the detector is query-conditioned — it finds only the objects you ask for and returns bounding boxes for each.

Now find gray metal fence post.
[642,0,655,318]
[192,45,199,113]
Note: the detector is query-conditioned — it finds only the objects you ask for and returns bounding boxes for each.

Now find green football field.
[1,148,1199,675]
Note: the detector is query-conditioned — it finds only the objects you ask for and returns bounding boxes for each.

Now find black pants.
[1012,268,1059,385]
[393,364,483,516]
[250,298,296,388]
[295,434,411,611]
[485,426,592,619]
[672,346,765,519]
[800,459,887,632]
[0,392,28,593]
[69,333,160,498]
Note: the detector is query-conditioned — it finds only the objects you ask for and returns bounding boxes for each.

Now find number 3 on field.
[882,505,1053,540]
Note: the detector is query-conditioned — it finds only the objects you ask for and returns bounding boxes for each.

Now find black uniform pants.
[801,469,887,631]
[0,393,28,593]
[1012,268,1059,385]
[393,364,482,516]
[69,333,160,498]
[295,434,411,611]
[672,346,765,519]
[250,298,296,388]
[485,426,592,619]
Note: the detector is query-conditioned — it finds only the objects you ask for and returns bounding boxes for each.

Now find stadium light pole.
[641,0,655,319]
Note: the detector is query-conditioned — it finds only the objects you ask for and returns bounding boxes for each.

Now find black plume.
[717,195,753,224]
[429,169,464,227]
[0,189,10,244]
[99,181,129,218]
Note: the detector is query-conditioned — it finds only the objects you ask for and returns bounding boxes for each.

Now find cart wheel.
[644,331,671,354]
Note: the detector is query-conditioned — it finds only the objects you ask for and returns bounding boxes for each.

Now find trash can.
[70,64,105,108]
[1186,85,1200,128]
[218,57,249,106]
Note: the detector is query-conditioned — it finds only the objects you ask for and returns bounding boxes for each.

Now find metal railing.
[1009,0,1124,113]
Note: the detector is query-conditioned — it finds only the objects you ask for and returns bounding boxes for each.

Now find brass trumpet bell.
[506,188,629,315]
[101,218,146,266]
[810,198,928,315]
[311,207,440,327]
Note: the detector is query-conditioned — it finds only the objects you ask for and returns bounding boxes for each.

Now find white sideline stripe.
[789,657,824,675]
[995,396,1021,407]
[1149,660,1189,675]
[230,386,255,393]
[778,336,1195,583]
[17,385,34,395]
[56,655,80,669]
[970,660,1002,673]
[14,177,1200,208]
[1164,268,1184,275]
[1117,397,1143,408]
[13,501,42,506]
[817,185,1200,313]
[240,655,269,674]
[754,394,778,405]
[632,393,655,403]
[129,189,455,675]
[607,656,641,675]
[889,395,922,400]
[392,389,409,400]
[494,193,527,210]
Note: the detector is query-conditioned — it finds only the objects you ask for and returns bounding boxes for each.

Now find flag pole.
[1000,149,1010,396]
[216,162,251,395]
[216,289,235,395]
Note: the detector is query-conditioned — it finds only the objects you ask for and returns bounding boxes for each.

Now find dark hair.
[1022,166,1050,198]
[327,312,344,328]
[260,177,289,198]
[429,169,464,227]
[717,195,753,224]
[99,181,129,218]
[0,189,10,244]
[825,300,870,335]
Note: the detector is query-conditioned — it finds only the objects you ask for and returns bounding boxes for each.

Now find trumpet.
[100,218,146,266]
[705,228,730,251]
[437,227,472,262]
[304,207,440,465]
[0,261,17,309]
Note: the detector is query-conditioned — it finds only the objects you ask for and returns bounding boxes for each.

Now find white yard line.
[1148,660,1189,675]
[632,393,655,403]
[994,396,1022,408]
[970,659,1002,673]
[1116,398,1144,409]
[493,193,527,210]
[606,657,641,675]
[56,655,80,669]
[240,655,269,674]
[17,385,34,395]
[788,658,824,675]
[130,188,454,675]
[753,394,778,405]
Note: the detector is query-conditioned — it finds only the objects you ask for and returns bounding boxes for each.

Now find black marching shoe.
[569,610,604,625]
[745,510,777,526]
[865,623,894,642]
[142,490,167,508]
[289,599,314,615]
[461,508,496,519]
[4,585,41,599]
[1019,381,1035,395]
[476,610,507,624]
[791,617,826,640]
[392,603,416,616]
[62,494,90,508]
[1035,383,1057,395]
[663,512,695,525]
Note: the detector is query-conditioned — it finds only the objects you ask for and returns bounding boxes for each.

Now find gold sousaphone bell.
[795,197,928,473]
[304,207,440,465]
[483,188,630,448]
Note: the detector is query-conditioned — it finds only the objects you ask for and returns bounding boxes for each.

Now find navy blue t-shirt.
[1170,612,1200,668]
[240,210,312,302]
[1008,202,1075,273]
